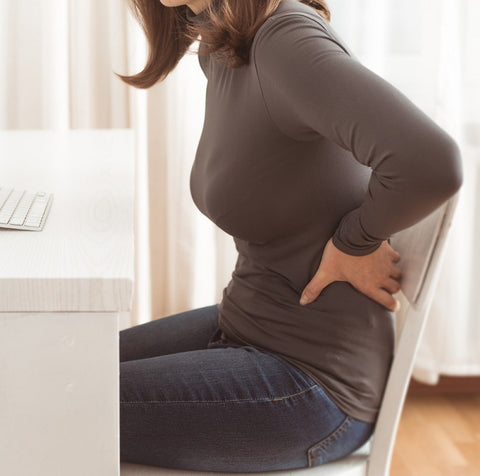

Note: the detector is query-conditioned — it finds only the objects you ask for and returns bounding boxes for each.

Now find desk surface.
[0,129,134,312]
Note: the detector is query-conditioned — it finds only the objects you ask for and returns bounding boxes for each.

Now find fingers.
[387,242,402,279]
[383,277,401,295]
[385,240,401,263]
[299,238,402,310]
[390,249,401,263]
[367,287,400,312]
[300,271,335,306]
[302,276,401,311]
[390,265,402,280]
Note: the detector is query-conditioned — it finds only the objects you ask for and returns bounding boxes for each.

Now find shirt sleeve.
[253,12,463,256]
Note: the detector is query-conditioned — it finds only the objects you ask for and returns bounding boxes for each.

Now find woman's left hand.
[299,238,402,311]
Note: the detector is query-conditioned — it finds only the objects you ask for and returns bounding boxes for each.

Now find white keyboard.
[0,187,53,231]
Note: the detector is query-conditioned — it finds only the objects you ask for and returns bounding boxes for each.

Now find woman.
[119,0,462,471]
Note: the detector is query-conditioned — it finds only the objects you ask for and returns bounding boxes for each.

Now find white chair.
[121,194,459,476]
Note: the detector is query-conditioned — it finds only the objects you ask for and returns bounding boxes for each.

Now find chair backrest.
[367,194,459,476]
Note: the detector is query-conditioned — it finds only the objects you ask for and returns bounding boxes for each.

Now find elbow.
[393,131,464,217]
[408,131,464,203]
[434,135,463,199]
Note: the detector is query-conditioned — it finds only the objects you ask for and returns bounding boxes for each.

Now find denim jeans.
[120,305,373,472]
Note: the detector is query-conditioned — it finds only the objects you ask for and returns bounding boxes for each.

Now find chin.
[159,1,186,7]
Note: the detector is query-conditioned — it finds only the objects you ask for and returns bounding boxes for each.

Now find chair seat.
[120,443,369,476]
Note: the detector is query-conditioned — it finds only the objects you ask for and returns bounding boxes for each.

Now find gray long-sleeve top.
[188,0,462,421]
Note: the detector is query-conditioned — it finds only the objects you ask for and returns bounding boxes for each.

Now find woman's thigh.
[120,344,373,472]
[120,305,219,362]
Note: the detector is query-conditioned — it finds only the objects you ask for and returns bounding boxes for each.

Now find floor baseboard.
[408,376,480,395]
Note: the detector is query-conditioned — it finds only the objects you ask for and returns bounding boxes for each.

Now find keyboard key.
[25,217,42,228]
[0,187,53,231]
[10,192,36,226]
[0,187,13,208]
[0,189,24,223]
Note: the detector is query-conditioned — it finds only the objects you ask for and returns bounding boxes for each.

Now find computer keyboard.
[0,187,53,231]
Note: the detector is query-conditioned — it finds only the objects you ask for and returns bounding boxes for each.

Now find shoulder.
[252,0,351,59]
[260,0,330,32]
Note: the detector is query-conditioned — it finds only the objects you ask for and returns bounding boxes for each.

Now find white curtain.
[0,0,131,129]
[2,0,479,381]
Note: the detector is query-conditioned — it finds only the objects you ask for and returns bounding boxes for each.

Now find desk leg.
[0,312,119,476]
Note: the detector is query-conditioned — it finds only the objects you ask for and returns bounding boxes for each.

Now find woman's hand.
[299,239,402,311]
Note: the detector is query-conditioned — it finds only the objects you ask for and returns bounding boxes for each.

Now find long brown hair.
[120,0,330,89]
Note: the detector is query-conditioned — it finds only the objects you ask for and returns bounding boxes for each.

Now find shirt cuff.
[332,208,383,256]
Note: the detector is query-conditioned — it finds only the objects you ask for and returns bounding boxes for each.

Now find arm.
[253,13,462,308]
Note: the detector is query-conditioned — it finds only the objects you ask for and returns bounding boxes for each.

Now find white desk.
[0,130,134,476]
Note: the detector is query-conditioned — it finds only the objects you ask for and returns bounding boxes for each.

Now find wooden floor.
[391,393,480,475]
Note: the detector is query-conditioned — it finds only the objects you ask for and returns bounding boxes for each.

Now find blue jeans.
[120,305,373,472]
